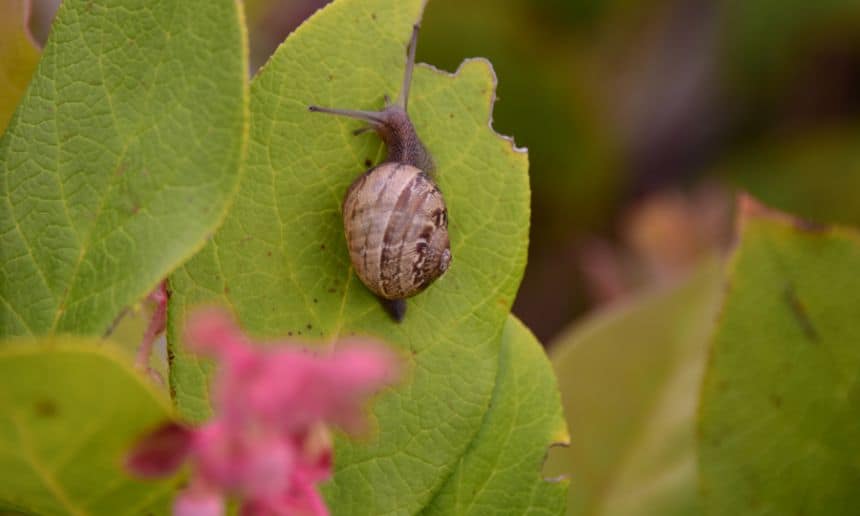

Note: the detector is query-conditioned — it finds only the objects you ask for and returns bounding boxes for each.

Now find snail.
[309,25,451,322]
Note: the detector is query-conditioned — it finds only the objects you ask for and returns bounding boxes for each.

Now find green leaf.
[698,198,860,515]
[422,315,569,515]
[0,0,40,134]
[0,339,178,515]
[168,0,530,513]
[544,260,723,516]
[0,0,248,337]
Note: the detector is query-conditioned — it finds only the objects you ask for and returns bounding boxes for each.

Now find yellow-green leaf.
[0,339,178,515]
[0,0,248,337]
[699,198,860,515]
[422,316,569,515]
[545,261,723,516]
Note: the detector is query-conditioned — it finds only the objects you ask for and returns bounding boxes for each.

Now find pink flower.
[127,309,401,516]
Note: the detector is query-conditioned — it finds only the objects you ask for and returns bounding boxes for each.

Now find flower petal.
[125,421,192,478]
[174,487,224,516]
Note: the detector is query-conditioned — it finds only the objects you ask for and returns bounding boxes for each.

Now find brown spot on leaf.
[783,284,819,342]
[34,399,57,418]
[793,218,828,232]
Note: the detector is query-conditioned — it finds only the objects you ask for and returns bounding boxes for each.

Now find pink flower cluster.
[127,309,400,516]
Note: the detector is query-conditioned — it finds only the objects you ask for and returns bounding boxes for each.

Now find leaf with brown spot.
[0,339,179,514]
[699,196,860,515]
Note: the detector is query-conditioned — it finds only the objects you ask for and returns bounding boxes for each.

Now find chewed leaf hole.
[541,440,571,481]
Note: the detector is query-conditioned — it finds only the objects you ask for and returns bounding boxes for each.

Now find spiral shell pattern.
[343,162,451,300]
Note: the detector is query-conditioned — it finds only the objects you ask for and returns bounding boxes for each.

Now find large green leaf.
[0,339,178,514]
[545,260,723,516]
[422,315,569,515]
[699,198,860,515]
[0,0,248,337]
[168,0,531,513]
[0,0,40,134]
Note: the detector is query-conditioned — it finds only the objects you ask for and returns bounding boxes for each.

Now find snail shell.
[343,162,451,300]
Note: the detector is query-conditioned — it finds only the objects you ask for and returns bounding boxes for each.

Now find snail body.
[309,25,451,321]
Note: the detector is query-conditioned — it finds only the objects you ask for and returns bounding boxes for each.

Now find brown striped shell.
[343,162,451,300]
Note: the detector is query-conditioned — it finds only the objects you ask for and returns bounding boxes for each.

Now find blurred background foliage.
[22,0,860,341]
